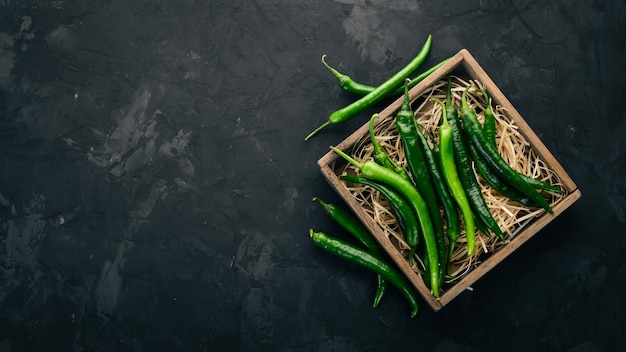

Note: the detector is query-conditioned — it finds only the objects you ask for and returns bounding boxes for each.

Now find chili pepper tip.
[305,121,331,141]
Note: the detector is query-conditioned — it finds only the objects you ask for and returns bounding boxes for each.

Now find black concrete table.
[1,1,624,351]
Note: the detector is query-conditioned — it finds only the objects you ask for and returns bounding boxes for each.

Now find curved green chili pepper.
[313,197,388,308]
[310,229,419,317]
[331,146,440,297]
[395,80,446,287]
[468,140,540,208]
[433,98,476,256]
[321,54,378,96]
[305,35,433,141]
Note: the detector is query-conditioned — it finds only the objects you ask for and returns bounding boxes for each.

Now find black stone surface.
[1,1,625,351]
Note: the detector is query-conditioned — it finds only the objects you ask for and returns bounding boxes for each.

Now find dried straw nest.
[336,76,567,289]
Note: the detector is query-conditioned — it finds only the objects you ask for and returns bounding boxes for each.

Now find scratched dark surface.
[0,0,625,351]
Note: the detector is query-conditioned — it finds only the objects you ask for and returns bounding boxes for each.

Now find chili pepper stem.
[369,114,379,146]
[331,146,363,169]
[401,77,411,111]
[321,55,348,84]
[321,54,374,96]
[369,114,387,166]
[461,85,471,112]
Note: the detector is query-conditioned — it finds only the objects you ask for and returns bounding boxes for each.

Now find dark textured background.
[1,0,625,351]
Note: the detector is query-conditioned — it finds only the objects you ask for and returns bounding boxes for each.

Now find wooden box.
[317,49,581,311]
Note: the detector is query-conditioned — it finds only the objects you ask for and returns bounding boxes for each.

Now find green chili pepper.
[309,229,419,317]
[305,35,433,141]
[322,55,450,98]
[313,197,388,308]
[480,88,497,148]
[433,98,476,256]
[313,197,380,252]
[330,146,440,297]
[468,139,539,208]
[369,114,411,183]
[395,81,447,287]
[430,145,461,258]
[416,127,460,276]
[460,86,554,214]
[340,174,421,259]
[444,80,505,241]
[479,88,563,195]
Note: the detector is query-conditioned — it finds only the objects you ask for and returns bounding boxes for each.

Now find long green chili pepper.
[431,145,461,258]
[434,98,476,256]
[460,86,554,214]
[369,114,411,183]
[434,146,490,245]
[340,174,421,258]
[322,56,450,98]
[305,35,433,141]
[480,88,497,148]
[468,140,540,208]
[313,197,380,252]
[395,80,446,288]
[313,197,388,308]
[444,80,505,241]
[479,88,563,195]
[330,146,440,297]
[309,229,419,317]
